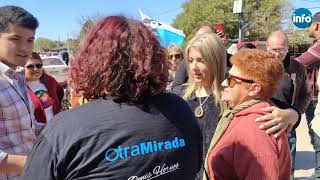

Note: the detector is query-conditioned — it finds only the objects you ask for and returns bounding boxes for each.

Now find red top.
[207,102,291,180]
[27,75,64,123]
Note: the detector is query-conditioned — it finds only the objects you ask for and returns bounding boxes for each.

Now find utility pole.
[233,0,245,42]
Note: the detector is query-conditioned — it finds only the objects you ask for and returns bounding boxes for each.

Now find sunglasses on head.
[226,72,255,88]
[169,54,181,60]
[26,64,43,70]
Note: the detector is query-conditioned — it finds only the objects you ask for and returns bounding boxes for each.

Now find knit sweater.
[171,85,220,180]
[207,102,291,180]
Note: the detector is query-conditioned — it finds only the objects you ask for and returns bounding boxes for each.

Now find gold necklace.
[194,96,210,118]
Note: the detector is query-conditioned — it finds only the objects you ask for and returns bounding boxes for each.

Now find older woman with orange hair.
[204,49,291,180]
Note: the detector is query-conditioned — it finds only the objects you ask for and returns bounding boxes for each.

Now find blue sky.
[1,0,319,41]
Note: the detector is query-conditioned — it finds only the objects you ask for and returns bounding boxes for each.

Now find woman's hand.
[255,106,299,138]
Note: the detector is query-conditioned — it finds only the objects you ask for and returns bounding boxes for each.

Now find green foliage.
[34,37,60,51]
[79,19,94,39]
[286,27,313,45]
[172,0,290,42]
[65,38,80,49]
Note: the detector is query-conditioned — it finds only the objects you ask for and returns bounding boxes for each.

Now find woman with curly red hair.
[22,16,202,180]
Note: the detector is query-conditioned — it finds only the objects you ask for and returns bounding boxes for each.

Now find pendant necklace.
[194,95,210,118]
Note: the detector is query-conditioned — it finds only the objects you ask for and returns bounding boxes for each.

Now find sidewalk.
[295,116,316,179]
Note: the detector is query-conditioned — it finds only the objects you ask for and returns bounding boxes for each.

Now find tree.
[34,37,59,52]
[65,38,80,50]
[78,14,103,41]
[79,19,94,39]
[286,28,313,45]
[172,0,291,42]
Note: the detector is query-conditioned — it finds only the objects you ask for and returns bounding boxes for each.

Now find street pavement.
[295,116,316,179]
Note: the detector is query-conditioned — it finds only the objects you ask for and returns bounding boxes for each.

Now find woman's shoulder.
[169,83,188,97]
[42,74,61,87]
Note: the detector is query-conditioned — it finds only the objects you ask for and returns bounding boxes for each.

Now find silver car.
[42,56,68,83]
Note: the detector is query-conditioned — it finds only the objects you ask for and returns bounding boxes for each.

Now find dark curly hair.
[69,16,168,103]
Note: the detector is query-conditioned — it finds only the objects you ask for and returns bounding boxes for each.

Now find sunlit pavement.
[295,116,316,179]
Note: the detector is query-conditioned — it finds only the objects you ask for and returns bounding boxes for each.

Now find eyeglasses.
[26,64,43,70]
[267,48,288,55]
[226,72,255,88]
[168,54,181,60]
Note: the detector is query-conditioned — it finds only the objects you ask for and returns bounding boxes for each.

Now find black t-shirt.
[22,93,202,180]
[272,73,294,105]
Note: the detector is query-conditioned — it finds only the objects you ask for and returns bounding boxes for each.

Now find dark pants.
[305,106,320,178]
[288,130,296,176]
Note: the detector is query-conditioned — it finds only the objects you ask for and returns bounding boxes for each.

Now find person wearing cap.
[296,11,320,179]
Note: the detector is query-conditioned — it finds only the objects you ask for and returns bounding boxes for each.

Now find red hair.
[231,49,284,99]
[69,16,168,103]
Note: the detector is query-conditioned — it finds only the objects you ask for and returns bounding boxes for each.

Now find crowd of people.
[0,4,319,180]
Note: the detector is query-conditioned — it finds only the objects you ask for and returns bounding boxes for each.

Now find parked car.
[41,56,68,83]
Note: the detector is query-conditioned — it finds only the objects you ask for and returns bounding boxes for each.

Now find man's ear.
[248,83,261,97]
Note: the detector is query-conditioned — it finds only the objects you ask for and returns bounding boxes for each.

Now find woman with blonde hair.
[172,33,301,180]
[172,33,226,179]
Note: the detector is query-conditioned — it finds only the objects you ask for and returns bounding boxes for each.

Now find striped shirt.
[296,39,320,107]
[0,62,36,180]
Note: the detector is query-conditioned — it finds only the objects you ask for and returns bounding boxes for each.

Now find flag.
[139,9,185,47]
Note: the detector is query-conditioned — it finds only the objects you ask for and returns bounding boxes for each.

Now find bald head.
[266,30,289,61]
[267,30,289,47]
[196,25,214,35]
